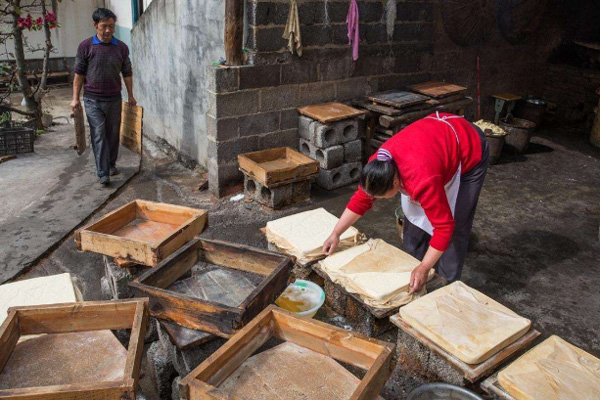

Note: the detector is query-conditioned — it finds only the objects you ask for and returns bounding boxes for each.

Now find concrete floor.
[0,88,140,283]
[6,118,600,398]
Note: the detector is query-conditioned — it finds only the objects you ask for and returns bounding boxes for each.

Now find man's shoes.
[109,166,119,176]
[99,176,110,185]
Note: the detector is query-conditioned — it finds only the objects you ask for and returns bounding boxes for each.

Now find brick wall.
[206,0,562,196]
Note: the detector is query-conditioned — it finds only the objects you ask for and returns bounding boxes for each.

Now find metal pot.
[515,97,547,129]
[407,383,484,400]
[499,117,536,154]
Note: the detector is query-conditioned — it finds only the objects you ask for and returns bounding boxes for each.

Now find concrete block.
[316,162,362,191]
[312,119,359,148]
[173,337,227,376]
[206,66,239,93]
[358,1,384,22]
[260,86,297,112]
[302,25,333,47]
[298,116,315,141]
[299,138,343,169]
[244,175,311,209]
[213,90,260,118]
[280,109,299,130]
[147,341,177,400]
[206,115,239,142]
[171,376,181,400]
[103,256,147,300]
[296,82,336,107]
[281,61,319,85]
[239,65,281,90]
[258,129,298,150]
[238,111,280,136]
[365,23,387,45]
[394,327,465,386]
[336,77,370,102]
[344,140,363,163]
[322,277,394,337]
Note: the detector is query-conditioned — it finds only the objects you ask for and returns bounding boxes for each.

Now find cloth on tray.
[265,207,363,265]
[318,238,432,309]
[400,281,531,364]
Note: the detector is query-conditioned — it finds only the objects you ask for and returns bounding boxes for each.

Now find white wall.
[104,0,133,29]
[1,0,102,61]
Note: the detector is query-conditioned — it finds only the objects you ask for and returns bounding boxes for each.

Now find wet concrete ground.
[11,124,600,399]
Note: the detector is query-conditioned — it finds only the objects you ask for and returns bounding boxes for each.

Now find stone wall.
[131,0,225,167]
[206,0,561,196]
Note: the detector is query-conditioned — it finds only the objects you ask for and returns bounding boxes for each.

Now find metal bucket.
[499,117,536,154]
[407,383,484,400]
[515,98,547,129]
[485,134,505,165]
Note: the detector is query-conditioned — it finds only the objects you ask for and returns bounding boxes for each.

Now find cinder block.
[312,119,359,148]
[244,175,311,209]
[344,140,363,163]
[298,115,315,141]
[147,341,177,400]
[394,327,465,386]
[299,138,343,169]
[316,162,362,191]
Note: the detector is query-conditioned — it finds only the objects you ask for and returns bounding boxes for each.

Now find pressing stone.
[316,162,362,190]
[147,340,177,400]
[171,376,181,400]
[219,342,385,399]
[103,255,148,300]
[0,330,127,389]
[244,174,311,209]
[299,138,344,169]
[344,139,363,163]
[173,336,227,376]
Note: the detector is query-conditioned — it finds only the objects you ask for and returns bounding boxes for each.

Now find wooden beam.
[225,0,244,66]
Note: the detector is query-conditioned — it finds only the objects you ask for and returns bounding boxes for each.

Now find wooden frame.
[409,81,467,98]
[75,200,208,267]
[179,305,394,400]
[0,299,148,400]
[130,238,294,338]
[120,102,143,155]
[390,314,540,383]
[238,147,319,187]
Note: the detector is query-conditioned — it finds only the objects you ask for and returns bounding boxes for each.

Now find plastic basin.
[275,279,325,318]
[407,383,484,400]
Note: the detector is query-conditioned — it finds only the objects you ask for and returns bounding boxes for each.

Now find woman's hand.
[322,233,340,255]
[409,265,430,294]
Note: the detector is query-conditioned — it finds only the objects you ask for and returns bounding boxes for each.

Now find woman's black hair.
[93,8,117,23]
[360,159,398,197]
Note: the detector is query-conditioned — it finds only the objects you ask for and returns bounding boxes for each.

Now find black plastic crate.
[0,125,35,155]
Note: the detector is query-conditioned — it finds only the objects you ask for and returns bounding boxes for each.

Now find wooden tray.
[366,91,429,109]
[179,305,395,400]
[409,81,467,98]
[120,102,143,155]
[297,102,365,124]
[0,299,148,400]
[75,200,208,267]
[238,147,319,187]
[390,314,540,383]
[130,238,294,338]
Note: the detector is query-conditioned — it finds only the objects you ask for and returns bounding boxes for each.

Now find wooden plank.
[12,300,139,335]
[75,201,137,237]
[0,155,16,164]
[131,239,293,338]
[481,372,515,400]
[0,381,134,400]
[366,91,429,109]
[123,299,148,387]
[380,97,474,128]
[120,102,143,155]
[237,147,318,187]
[297,102,365,124]
[409,81,467,98]
[390,314,540,382]
[492,93,522,102]
[0,311,19,373]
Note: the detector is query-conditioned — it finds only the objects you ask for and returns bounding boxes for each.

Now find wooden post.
[225,0,244,66]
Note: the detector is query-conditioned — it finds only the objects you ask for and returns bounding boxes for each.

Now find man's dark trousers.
[84,97,121,179]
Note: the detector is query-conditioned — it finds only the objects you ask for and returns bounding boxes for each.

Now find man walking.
[71,8,136,185]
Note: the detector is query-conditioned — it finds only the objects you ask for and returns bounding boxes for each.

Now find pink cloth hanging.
[346,0,360,61]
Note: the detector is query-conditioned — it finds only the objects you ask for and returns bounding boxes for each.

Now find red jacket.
[347,113,482,251]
